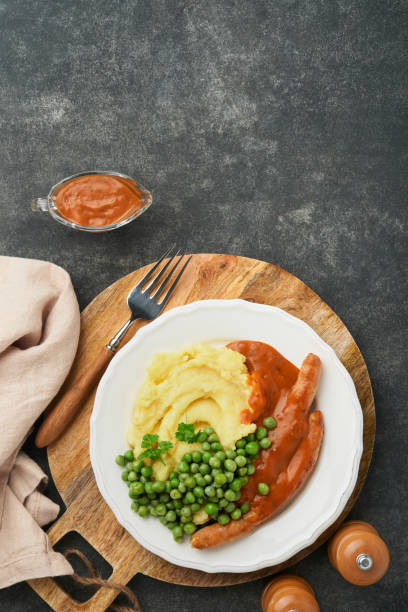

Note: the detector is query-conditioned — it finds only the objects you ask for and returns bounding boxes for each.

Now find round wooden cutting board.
[29,254,375,612]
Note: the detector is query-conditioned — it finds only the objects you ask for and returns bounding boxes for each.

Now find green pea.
[231,508,242,520]
[208,496,218,503]
[152,481,165,493]
[202,452,212,463]
[151,499,159,507]
[124,449,134,461]
[159,493,170,503]
[130,501,139,512]
[190,463,198,474]
[165,509,176,522]
[121,470,129,481]
[126,481,131,488]
[219,498,228,508]
[240,476,248,486]
[191,503,201,512]
[170,478,180,489]
[245,441,259,456]
[150,507,158,517]
[130,482,144,496]
[258,482,270,495]
[225,502,235,514]
[204,426,214,435]
[183,476,194,489]
[211,468,221,477]
[236,448,246,456]
[183,453,192,464]
[204,474,213,483]
[208,433,219,443]
[138,495,149,505]
[184,522,197,535]
[202,442,211,451]
[247,464,256,475]
[170,471,178,479]
[199,463,210,475]
[204,485,216,498]
[141,465,153,478]
[240,503,250,514]
[173,525,183,539]
[179,472,188,481]
[170,489,182,499]
[167,522,177,530]
[147,493,156,500]
[178,483,187,493]
[173,499,183,508]
[160,516,168,525]
[139,475,148,483]
[256,427,267,440]
[144,482,154,495]
[193,486,204,498]
[165,481,172,492]
[184,492,196,504]
[247,433,255,441]
[115,454,125,466]
[215,451,226,462]
[156,504,166,516]
[225,489,236,502]
[180,506,192,518]
[138,505,149,517]
[180,515,190,524]
[166,501,175,510]
[225,449,236,459]
[214,473,227,486]
[204,502,218,516]
[132,459,144,472]
[192,450,202,463]
[211,442,222,451]
[238,467,248,477]
[230,479,242,492]
[216,488,224,498]
[218,514,230,525]
[236,439,246,449]
[197,431,207,443]
[264,416,277,429]
[225,471,234,483]
[196,497,204,505]
[260,438,272,449]
[194,475,206,487]
[235,455,247,467]
[209,456,221,469]
[224,459,237,472]
[178,461,190,473]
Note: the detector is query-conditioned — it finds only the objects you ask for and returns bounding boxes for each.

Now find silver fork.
[35,247,192,448]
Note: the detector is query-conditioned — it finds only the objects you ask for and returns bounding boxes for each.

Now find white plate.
[90,299,363,573]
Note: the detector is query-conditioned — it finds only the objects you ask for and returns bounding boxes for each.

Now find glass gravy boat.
[32,170,152,233]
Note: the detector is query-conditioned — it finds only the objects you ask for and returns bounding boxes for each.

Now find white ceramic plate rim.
[90,299,363,573]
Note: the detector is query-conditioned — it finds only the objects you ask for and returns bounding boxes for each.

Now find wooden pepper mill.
[328,520,390,585]
[261,574,319,612]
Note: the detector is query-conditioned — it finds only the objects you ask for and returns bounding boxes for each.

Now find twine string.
[63,548,141,612]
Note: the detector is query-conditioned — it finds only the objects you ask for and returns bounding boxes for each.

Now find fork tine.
[144,248,181,294]
[151,253,185,300]
[135,245,175,289]
[160,255,192,308]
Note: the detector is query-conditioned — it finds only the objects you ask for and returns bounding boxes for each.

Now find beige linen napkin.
[0,256,80,588]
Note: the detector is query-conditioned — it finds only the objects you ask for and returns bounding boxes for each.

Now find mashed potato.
[127,343,256,480]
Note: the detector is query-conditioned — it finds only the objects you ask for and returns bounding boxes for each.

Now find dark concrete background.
[0,0,407,610]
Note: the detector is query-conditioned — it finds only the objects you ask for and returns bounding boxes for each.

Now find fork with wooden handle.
[35,247,192,448]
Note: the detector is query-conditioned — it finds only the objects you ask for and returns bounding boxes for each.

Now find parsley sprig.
[175,422,202,444]
[138,433,173,464]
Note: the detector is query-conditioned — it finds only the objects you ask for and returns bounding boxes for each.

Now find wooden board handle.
[35,346,115,448]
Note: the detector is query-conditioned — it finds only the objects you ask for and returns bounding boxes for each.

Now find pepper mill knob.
[328,520,390,586]
[261,574,319,612]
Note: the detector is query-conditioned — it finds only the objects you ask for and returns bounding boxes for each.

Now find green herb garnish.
[175,422,202,444]
[138,433,173,464]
